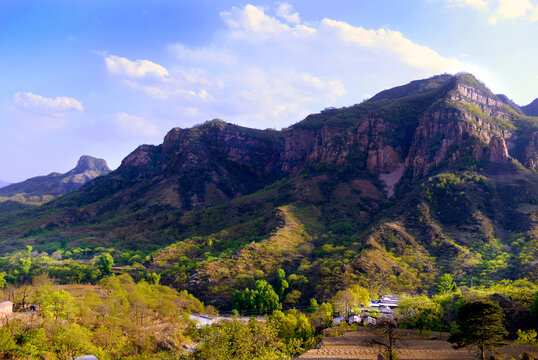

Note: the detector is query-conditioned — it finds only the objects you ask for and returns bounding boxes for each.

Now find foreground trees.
[448,300,508,360]
[0,274,207,359]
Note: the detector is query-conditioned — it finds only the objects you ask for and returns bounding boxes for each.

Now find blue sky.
[1,0,537,182]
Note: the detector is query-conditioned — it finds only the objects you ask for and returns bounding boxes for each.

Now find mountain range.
[2,73,538,306]
[0,155,110,207]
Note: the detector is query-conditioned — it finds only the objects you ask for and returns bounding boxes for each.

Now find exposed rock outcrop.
[488,136,510,163]
[524,132,538,169]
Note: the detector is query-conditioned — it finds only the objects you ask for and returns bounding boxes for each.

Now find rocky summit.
[1,73,538,306]
[0,155,111,205]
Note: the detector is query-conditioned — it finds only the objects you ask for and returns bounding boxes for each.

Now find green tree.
[269,309,315,356]
[97,253,114,276]
[275,268,289,300]
[435,274,457,294]
[332,285,369,318]
[0,272,6,289]
[17,257,32,282]
[514,329,538,346]
[448,300,508,360]
[309,302,333,331]
[231,280,281,314]
[147,272,161,285]
[38,289,77,322]
[49,323,96,360]
[397,295,443,333]
[195,319,285,360]
[307,298,319,313]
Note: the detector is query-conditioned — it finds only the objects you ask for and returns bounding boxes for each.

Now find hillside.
[1,73,538,307]
[0,155,110,205]
[523,98,538,117]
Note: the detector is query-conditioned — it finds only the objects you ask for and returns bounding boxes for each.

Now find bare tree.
[368,317,405,360]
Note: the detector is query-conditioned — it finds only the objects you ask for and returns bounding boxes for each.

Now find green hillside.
[2,73,538,309]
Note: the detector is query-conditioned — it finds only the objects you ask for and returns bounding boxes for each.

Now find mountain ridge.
[2,73,538,305]
[523,98,538,117]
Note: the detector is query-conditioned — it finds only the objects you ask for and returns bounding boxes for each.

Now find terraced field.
[299,329,538,360]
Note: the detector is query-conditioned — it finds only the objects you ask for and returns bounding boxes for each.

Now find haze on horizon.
[1,0,537,183]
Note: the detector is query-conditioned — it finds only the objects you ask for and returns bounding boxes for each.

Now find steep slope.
[2,73,538,306]
[523,98,538,117]
[0,155,110,204]
[496,94,524,115]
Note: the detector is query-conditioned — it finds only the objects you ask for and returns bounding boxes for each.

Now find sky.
[1,0,538,182]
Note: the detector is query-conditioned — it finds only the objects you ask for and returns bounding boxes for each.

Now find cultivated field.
[299,329,538,360]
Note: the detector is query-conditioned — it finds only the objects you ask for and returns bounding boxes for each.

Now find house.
[348,315,361,324]
[0,301,13,318]
[377,295,401,309]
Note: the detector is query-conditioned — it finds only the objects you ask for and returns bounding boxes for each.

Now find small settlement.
[334,295,401,326]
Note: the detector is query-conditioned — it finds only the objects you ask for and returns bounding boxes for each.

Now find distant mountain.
[522,98,538,117]
[0,180,10,188]
[2,74,538,306]
[0,155,110,204]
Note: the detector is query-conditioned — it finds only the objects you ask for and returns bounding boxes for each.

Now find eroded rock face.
[525,132,538,169]
[160,122,284,178]
[281,118,404,175]
[488,136,509,163]
[121,145,156,167]
[73,156,110,173]
[404,83,515,176]
[281,125,345,174]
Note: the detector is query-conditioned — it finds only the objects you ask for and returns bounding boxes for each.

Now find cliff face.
[281,75,529,181]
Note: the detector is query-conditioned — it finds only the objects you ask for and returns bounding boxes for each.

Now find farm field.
[299,329,538,360]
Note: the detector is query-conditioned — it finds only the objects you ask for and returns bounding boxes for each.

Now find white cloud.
[10,92,84,131]
[490,0,535,23]
[105,55,169,79]
[320,19,462,72]
[221,4,290,37]
[13,92,84,113]
[446,0,489,9]
[107,4,477,129]
[277,3,300,24]
[168,44,237,65]
[440,0,538,23]
[116,113,159,137]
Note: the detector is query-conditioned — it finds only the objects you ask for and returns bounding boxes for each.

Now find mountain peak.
[72,155,110,173]
[0,155,111,200]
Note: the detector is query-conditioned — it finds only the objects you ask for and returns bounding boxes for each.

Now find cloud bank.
[104,3,473,129]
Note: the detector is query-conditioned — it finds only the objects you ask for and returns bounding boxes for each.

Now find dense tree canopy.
[448,300,508,360]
